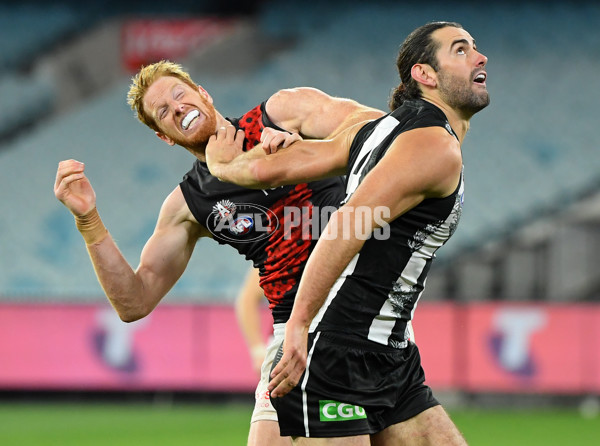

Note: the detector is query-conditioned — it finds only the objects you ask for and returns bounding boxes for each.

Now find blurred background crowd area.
[0,0,599,401]
[1,0,599,304]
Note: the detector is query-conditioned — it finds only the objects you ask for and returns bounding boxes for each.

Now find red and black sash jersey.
[180,102,345,324]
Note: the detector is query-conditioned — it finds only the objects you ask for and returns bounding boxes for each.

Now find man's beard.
[437,69,490,118]
[169,99,218,150]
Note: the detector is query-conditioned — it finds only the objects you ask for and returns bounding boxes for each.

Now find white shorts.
[250,323,285,423]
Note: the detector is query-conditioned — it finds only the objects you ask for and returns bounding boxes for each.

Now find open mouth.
[182,110,200,130]
[473,72,487,84]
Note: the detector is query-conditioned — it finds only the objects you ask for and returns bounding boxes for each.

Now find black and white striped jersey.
[309,99,464,349]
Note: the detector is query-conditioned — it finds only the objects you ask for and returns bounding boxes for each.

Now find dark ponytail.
[388,84,408,111]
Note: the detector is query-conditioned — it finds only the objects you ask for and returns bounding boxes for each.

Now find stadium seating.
[0,4,88,71]
[0,4,95,141]
[0,1,599,301]
[0,71,57,140]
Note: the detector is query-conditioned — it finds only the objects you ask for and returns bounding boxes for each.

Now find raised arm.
[54,160,207,322]
[268,127,463,397]
[206,120,363,189]
[265,87,384,139]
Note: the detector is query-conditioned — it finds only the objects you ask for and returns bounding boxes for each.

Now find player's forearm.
[75,210,149,320]
[75,209,150,320]
[84,238,152,322]
[210,149,310,189]
[208,153,272,189]
[235,288,264,349]
[208,130,347,188]
[236,299,265,352]
[288,209,366,329]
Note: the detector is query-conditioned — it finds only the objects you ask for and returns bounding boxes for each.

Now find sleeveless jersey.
[180,102,345,324]
[309,99,464,349]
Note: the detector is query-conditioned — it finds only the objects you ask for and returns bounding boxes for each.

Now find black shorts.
[271,331,439,438]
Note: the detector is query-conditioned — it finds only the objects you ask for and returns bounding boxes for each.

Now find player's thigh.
[371,405,467,446]
[292,434,370,446]
[248,420,291,446]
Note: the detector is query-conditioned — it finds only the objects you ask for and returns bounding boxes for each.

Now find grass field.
[0,401,598,445]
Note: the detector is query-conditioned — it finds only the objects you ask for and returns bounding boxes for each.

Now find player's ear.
[411,63,437,88]
[198,85,213,104]
[156,131,175,146]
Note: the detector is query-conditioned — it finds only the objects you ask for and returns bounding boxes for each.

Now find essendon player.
[53,60,383,446]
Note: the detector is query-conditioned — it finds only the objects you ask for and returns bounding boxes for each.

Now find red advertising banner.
[462,303,593,393]
[121,18,236,73]
[1,302,598,393]
[582,305,600,392]
[0,303,271,391]
[411,302,457,390]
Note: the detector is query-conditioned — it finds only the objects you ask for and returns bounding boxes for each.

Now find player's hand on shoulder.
[261,127,302,154]
[54,159,97,217]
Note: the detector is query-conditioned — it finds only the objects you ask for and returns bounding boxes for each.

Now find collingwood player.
[206,21,489,445]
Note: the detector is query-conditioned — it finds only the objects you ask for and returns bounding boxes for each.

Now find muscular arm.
[268,127,463,397]
[87,189,205,321]
[55,160,206,322]
[108,188,206,320]
[206,120,363,189]
[205,88,383,186]
[265,87,384,138]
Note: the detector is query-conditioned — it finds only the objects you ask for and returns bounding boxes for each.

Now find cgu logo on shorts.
[207,200,279,242]
[319,400,367,422]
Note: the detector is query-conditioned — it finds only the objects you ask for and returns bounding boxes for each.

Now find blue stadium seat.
[0,4,87,71]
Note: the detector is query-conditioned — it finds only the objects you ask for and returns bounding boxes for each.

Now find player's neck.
[215,113,230,128]
[421,95,469,144]
[185,145,207,162]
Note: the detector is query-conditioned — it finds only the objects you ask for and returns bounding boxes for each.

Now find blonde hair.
[127,60,198,131]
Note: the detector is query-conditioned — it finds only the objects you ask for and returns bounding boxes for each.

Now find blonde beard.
[166,94,219,152]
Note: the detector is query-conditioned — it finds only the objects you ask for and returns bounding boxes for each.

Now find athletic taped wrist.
[75,207,108,245]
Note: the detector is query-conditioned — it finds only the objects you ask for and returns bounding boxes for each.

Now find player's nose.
[175,103,186,115]
[476,51,488,67]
